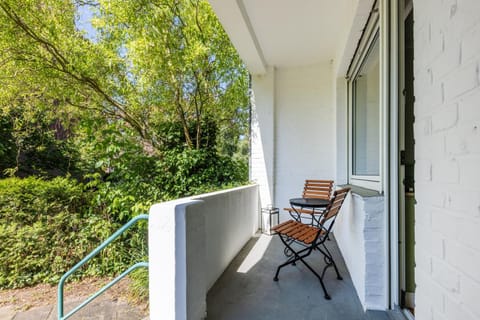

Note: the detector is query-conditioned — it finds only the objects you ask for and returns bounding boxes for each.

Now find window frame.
[347,1,384,192]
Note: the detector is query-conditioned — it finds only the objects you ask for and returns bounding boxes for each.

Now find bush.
[89,146,248,224]
[157,148,248,199]
[0,176,145,289]
[0,146,247,291]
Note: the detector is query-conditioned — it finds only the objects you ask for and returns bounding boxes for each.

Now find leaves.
[0,0,249,153]
[0,0,249,292]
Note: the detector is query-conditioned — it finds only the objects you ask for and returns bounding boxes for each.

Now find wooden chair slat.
[283,223,305,236]
[291,224,316,239]
[285,224,306,237]
[272,220,294,232]
[305,229,327,244]
[305,180,333,185]
[274,221,298,233]
[297,228,319,243]
[283,207,316,215]
[302,180,333,198]
[303,190,330,196]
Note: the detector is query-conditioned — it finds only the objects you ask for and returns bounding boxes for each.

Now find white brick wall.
[335,193,387,310]
[414,0,480,319]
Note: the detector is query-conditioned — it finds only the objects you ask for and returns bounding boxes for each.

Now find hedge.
[0,176,143,288]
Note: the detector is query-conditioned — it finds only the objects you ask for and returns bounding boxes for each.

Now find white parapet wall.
[148,184,259,320]
[334,190,387,311]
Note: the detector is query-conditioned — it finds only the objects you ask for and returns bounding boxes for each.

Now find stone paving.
[0,296,148,320]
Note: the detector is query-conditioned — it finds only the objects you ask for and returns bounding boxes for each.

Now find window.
[347,1,382,191]
[352,35,380,177]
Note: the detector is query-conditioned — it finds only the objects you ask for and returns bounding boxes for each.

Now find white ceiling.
[242,0,350,66]
[209,0,359,74]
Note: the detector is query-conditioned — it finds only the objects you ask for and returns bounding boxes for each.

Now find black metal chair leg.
[274,254,301,281]
[274,235,310,281]
[319,243,343,280]
[297,257,331,300]
[274,234,332,299]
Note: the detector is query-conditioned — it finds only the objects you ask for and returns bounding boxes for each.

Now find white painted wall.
[250,63,336,219]
[413,1,480,319]
[148,185,259,320]
[251,68,275,208]
[335,192,387,310]
[197,186,259,289]
[274,63,336,214]
[335,77,349,185]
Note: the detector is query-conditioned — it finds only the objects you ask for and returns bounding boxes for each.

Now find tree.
[0,0,249,157]
[0,0,249,291]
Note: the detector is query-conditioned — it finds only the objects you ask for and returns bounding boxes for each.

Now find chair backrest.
[302,180,334,200]
[320,188,350,226]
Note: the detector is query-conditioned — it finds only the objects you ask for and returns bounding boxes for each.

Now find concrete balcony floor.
[207,233,405,320]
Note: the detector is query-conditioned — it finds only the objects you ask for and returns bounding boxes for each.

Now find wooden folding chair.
[284,179,334,225]
[273,187,350,299]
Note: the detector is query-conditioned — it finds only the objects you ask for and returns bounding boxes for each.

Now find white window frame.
[347,1,385,192]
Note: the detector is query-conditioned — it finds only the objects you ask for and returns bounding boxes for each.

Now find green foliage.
[0,0,250,294]
[159,148,248,199]
[0,177,146,289]
[128,268,149,303]
[86,145,248,224]
[0,107,80,178]
[0,116,15,172]
[0,0,249,155]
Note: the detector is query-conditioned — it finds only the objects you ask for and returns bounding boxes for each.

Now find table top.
[289,197,329,208]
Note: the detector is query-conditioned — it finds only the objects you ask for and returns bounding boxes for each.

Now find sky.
[76,4,97,42]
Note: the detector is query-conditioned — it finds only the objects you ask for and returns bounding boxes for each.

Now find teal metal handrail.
[58,214,149,320]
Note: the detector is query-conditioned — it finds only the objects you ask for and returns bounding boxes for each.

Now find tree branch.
[0,1,153,144]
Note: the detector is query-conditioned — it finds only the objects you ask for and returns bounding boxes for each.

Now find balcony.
[207,234,403,320]
[148,185,404,320]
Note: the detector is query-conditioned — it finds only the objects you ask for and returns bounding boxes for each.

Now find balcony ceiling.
[209,0,356,75]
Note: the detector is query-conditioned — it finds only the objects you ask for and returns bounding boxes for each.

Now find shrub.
[0,176,144,288]
[0,147,247,291]
[89,146,248,224]
[157,148,248,199]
